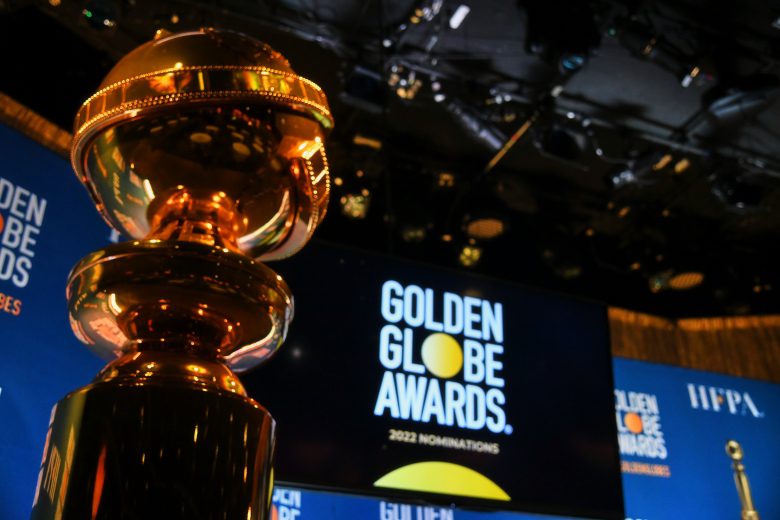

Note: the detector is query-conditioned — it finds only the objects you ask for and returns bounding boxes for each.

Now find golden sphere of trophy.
[31,28,331,519]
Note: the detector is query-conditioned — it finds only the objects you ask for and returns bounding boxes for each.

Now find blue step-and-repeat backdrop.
[1,122,779,519]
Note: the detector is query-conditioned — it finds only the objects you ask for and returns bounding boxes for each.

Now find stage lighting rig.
[520,0,601,75]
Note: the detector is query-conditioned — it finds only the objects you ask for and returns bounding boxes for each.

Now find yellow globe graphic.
[421,333,463,379]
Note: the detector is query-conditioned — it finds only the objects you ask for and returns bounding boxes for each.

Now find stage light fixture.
[649,270,705,292]
[464,217,505,240]
[674,158,691,174]
[400,225,427,243]
[559,53,586,73]
[353,134,383,150]
[445,100,506,151]
[437,172,455,188]
[388,64,423,100]
[458,244,482,267]
[449,4,471,29]
[340,193,370,219]
[669,271,705,290]
[82,0,117,29]
[652,154,673,171]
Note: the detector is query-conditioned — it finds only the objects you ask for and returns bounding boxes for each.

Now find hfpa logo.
[687,384,764,418]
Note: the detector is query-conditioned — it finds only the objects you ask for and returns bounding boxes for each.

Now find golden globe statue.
[30,28,331,519]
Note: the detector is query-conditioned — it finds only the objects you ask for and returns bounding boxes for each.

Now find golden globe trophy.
[726,440,760,520]
[30,28,331,519]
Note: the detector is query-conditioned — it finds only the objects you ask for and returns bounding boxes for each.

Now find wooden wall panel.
[609,308,780,383]
[0,92,70,157]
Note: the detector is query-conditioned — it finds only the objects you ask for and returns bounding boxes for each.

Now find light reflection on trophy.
[30,28,331,519]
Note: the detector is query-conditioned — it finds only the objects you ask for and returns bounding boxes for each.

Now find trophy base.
[30,376,275,520]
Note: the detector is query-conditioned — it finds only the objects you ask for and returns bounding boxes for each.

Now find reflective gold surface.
[32,27,332,519]
[67,240,292,371]
[72,28,331,261]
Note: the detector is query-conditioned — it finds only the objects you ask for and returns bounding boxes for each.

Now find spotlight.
[400,225,427,243]
[649,270,705,292]
[464,217,505,240]
[445,100,506,151]
[669,271,704,290]
[559,53,587,73]
[616,21,702,87]
[436,172,455,189]
[680,66,701,88]
[352,134,383,150]
[431,80,446,103]
[387,64,423,100]
[608,152,673,189]
[410,1,443,24]
[82,0,118,29]
[674,158,691,174]
[610,168,638,188]
[340,193,370,219]
[458,244,482,267]
[448,4,471,30]
[652,154,673,171]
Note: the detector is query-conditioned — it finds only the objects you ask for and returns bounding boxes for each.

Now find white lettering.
[463,296,482,339]
[463,339,484,384]
[381,280,404,323]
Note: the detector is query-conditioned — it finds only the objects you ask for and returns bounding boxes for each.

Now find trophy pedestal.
[31,366,275,519]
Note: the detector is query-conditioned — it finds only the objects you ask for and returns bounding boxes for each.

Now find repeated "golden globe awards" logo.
[615,389,667,460]
[615,388,671,478]
[373,281,510,435]
[271,488,301,520]
[0,176,47,289]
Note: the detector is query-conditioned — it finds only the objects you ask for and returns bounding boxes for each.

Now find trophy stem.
[726,440,760,520]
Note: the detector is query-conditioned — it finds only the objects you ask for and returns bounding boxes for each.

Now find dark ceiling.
[1,0,779,318]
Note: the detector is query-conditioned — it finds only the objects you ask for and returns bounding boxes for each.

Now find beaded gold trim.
[73,65,333,140]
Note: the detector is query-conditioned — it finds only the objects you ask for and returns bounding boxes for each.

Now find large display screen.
[246,243,624,519]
